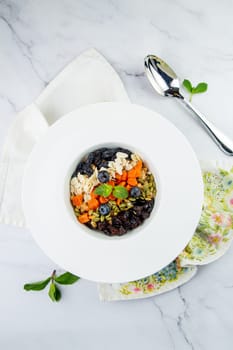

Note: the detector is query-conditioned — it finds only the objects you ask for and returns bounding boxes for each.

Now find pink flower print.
[147,283,155,291]
[212,213,232,227]
[225,215,232,227]
[212,213,224,225]
[208,233,223,247]
[133,287,141,293]
[225,192,233,212]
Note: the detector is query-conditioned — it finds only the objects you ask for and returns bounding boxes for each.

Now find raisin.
[102,149,117,160]
[141,211,150,220]
[108,226,121,236]
[97,221,107,231]
[117,226,127,236]
[132,205,143,216]
[143,199,154,213]
[112,217,122,228]
[86,152,95,165]
[99,160,109,168]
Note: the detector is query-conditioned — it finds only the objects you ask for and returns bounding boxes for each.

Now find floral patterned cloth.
[98,161,233,301]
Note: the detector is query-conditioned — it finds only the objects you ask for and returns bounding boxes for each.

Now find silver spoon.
[144,54,233,156]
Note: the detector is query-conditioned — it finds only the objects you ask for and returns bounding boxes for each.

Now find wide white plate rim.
[22,102,203,283]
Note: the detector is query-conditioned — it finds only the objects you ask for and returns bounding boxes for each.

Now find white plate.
[22,102,203,283]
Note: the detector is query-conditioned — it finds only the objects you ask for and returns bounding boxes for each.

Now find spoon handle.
[178,98,233,156]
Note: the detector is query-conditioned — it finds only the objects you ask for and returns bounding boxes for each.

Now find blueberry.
[99,204,111,216]
[130,186,141,198]
[98,170,110,183]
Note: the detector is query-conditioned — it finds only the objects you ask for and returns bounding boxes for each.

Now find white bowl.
[22,102,203,283]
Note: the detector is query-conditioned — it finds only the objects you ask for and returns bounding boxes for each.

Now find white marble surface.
[1,0,233,349]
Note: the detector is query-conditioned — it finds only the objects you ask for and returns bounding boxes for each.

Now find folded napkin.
[0,49,129,227]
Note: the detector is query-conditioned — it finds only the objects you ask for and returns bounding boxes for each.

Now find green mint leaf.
[48,282,61,302]
[182,79,193,93]
[24,277,51,291]
[113,185,128,199]
[94,184,112,197]
[55,272,80,285]
[193,82,208,94]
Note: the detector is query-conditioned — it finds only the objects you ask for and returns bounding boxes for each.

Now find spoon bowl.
[144,55,181,98]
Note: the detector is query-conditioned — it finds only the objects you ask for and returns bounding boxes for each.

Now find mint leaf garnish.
[94,184,112,197]
[55,272,80,285]
[48,282,61,302]
[193,82,208,94]
[24,277,51,291]
[182,79,192,93]
[113,185,128,199]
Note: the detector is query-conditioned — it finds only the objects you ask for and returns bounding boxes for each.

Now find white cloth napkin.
[0,49,129,227]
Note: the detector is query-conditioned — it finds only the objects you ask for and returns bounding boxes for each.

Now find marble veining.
[1,0,233,349]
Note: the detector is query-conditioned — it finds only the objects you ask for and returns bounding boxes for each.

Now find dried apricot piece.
[71,194,83,207]
[99,196,109,204]
[88,198,99,210]
[128,169,137,178]
[78,213,90,223]
[127,178,137,186]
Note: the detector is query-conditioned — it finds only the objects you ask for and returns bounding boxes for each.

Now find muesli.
[70,147,156,236]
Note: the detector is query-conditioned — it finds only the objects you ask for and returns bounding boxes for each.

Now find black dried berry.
[97,221,107,231]
[86,152,95,164]
[85,222,94,230]
[141,211,150,220]
[132,205,143,216]
[143,199,154,213]
[117,226,127,236]
[118,211,130,221]
[129,216,140,229]
[112,217,122,228]
[108,226,120,236]
[99,160,109,168]
[102,149,117,160]
[75,161,93,176]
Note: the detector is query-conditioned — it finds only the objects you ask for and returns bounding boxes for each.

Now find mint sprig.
[24,270,80,302]
[182,79,208,102]
[94,184,128,199]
